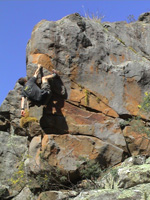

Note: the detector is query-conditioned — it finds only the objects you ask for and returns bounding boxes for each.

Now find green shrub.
[130,116,150,138]
[139,92,150,113]
[35,152,70,191]
[110,168,118,181]
[126,92,150,138]
[9,159,27,190]
[78,157,102,180]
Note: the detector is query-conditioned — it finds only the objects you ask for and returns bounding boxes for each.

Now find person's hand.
[21,109,25,117]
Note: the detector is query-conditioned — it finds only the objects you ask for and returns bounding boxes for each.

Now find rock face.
[1,12,150,199]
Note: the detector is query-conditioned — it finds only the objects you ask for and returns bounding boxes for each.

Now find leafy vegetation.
[139,92,150,113]
[77,157,102,180]
[123,92,150,138]
[9,157,27,191]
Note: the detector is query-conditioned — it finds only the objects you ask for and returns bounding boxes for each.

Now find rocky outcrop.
[1,12,150,199]
[27,156,150,200]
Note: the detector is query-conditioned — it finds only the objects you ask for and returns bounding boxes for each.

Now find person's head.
[18,77,27,86]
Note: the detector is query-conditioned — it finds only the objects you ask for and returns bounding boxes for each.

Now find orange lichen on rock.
[40,134,104,168]
[123,126,150,156]
[69,86,118,118]
[124,77,142,115]
[28,54,54,71]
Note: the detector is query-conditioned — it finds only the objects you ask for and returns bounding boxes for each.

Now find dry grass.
[20,109,38,128]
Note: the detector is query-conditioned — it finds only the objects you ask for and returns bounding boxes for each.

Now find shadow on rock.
[49,75,68,100]
[40,76,68,134]
[40,97,68,134]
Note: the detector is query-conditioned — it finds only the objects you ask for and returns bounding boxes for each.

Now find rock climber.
[18,64,56,116]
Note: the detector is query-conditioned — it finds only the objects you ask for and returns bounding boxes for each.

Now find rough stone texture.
[0,114,10,131]
[12,187,37,200]
[1,12,150,199]
[37,190,77,200]
[68,156,150,200]
[35,156,150,200]
[0,132,28,186]
[0,83,25,135]
[99,156,150,190]
[138,12,150,23]
[26,13,150,160]
[27,134,124,180]
[0,185,9,200]
[123,126,150,156]
[73,189,145,200]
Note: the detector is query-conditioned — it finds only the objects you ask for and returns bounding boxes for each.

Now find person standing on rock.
[18,64,57,116]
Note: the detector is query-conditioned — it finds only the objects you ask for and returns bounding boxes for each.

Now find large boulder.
[72,156,150,200]
[2,12,150,199]
[99,156,150,189]
[27,134,124,182]
[26,13,150,162]
[26,13,150,115]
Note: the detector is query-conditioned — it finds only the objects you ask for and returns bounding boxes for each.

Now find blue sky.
[0,0,150,105]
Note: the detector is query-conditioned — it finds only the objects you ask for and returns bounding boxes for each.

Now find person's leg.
[42,73,56,83]
[41,79,52,105]
[40,70,58,104]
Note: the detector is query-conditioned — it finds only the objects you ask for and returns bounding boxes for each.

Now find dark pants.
[40,82,52,105]
[29,83,52,107]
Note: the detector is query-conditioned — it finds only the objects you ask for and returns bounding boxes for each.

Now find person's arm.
[33,64,42,78]
[21,97,25,116]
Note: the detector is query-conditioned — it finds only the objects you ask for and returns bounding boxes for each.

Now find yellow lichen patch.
[20,109,38,128]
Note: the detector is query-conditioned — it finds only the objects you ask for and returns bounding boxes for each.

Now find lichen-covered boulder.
[99,156,150,190]
[73,189,146,200]
[2,12,150,199]
[27,134,124,182]
[26,13,150,160]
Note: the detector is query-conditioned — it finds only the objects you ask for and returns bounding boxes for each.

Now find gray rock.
[0,185,9,199]
[73,189,144,200]
[0,83,24,135]
[2,12,150,199]
[0,131,28,186]
[138,12,150,23]
[37,190,78,200]
[12,187,36,200]
[99,156,150,190]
